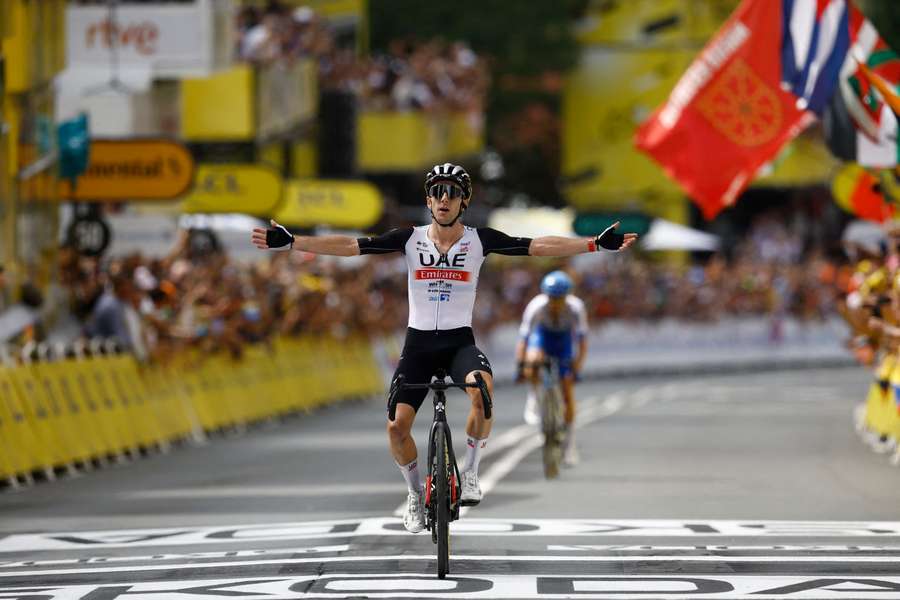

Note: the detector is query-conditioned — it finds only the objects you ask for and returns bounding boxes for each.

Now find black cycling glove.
[595,223,626,251]
[266,222,294,251]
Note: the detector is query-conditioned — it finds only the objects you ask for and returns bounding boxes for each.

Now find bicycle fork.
[425,393,461,533]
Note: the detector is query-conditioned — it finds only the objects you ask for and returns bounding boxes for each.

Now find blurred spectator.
[233,4,488,114]
[1,205,840,363]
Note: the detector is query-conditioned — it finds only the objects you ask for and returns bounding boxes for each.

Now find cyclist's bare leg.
[387,402,418,465]
[461,369,493,503]
[464,369,494,439]
[524,348,545,384]
[561,375,576,426]
[560,373,579,465]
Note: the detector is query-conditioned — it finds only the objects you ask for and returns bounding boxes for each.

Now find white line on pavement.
[459,392,629,517]
[124,484,401,499]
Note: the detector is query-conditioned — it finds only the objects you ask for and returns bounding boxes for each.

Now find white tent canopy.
[488,207,575,238]
[641,219,720,252]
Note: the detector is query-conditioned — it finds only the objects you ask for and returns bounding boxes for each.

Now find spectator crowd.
[0,207,844,363]
[235,2,489,113]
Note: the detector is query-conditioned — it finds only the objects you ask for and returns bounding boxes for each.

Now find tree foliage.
[854,0,900,54]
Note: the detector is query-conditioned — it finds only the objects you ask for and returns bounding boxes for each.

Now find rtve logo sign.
[85,19,159,56]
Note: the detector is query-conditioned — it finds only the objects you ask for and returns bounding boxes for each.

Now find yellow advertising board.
[180,164,283,215]
[59,139,194,201]
[275,179,383,229]
[181,65,255,141]
[753,128,839,187]
[563,47,692,212]
[576,0,738,46]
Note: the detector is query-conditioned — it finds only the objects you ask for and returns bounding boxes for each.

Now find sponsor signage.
[275,180,383,229]
[59,139,194,201]
[415,269,471,282]
[180,164,283,216]
[65,2,234,77]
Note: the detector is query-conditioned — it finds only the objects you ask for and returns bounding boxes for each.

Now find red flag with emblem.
[634,0,814,220]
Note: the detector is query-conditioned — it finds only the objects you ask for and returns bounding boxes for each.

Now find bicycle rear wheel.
[541,386,563,479]
[433,424,451,578]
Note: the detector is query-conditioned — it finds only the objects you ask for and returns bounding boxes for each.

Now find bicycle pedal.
[460,498,481,507]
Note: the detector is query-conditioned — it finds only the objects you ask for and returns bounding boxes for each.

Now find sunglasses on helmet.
[428,183,465,200]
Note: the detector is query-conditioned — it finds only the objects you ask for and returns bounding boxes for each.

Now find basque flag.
[780,0,852,113]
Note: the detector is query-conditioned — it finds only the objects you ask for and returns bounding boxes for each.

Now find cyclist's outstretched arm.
[530,222,638,257]
[252,220,360,256]
[252,221,413,257]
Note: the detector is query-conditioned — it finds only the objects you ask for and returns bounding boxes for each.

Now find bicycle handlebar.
[387,373,493,421]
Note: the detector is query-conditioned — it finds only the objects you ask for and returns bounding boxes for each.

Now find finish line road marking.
[2,574,900,599]
[5,519,900,552]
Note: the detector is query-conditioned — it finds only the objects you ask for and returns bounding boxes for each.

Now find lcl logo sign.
[196,173,244,196]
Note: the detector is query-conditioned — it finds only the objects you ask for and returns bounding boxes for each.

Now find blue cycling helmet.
[540,271,572,298]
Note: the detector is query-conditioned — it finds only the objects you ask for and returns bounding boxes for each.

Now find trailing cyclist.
[515,270,587,467]
[251,162,637,533]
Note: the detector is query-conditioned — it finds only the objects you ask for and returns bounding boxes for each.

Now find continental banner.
[275,179,383,229]
[59,139,194,201]
[180,164,283,215]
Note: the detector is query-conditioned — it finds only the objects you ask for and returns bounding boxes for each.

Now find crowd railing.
[0,335,383,490]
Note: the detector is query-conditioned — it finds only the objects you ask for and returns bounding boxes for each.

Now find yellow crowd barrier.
[0,336,384,483]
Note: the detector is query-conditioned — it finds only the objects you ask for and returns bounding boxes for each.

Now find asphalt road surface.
[3,366,900,599]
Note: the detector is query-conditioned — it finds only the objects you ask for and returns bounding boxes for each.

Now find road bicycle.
[387,369,493,579]
[533,357,565,479]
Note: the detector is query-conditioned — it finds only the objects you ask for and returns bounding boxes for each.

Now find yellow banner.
[275,179,383,228]
[59,139,195,201]
[181,65,255,141]
[576,0,738,46]
[563,48,692,212]
[180,164,283,215]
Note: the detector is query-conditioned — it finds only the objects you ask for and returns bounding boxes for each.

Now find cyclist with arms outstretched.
[251,163,637,533]
[516,270,587,466]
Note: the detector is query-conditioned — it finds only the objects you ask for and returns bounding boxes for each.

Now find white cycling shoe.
[402,487,426,533]
[563,443,580,467]
[461,470,482,506]
[523,394,540,426]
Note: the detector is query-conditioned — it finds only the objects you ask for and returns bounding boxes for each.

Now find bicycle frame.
[387,370,493,577]
[426,391,462,522]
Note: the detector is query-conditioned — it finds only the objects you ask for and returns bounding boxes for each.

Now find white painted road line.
[7,519,900,552]
[124,484,401,499]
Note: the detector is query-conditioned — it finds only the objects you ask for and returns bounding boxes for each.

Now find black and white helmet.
[424,163,472,202]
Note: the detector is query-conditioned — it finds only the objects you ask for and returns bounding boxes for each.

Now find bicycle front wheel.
[433,424,451,578]
[541,386,563,479]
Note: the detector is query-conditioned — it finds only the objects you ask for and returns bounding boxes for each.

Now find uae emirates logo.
[697,59,782,147]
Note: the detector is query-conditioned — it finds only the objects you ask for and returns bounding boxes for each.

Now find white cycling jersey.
[358,225,531,330]
[518,294,588,340]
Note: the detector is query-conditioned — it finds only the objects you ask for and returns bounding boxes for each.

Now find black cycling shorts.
[390,327,493,413]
